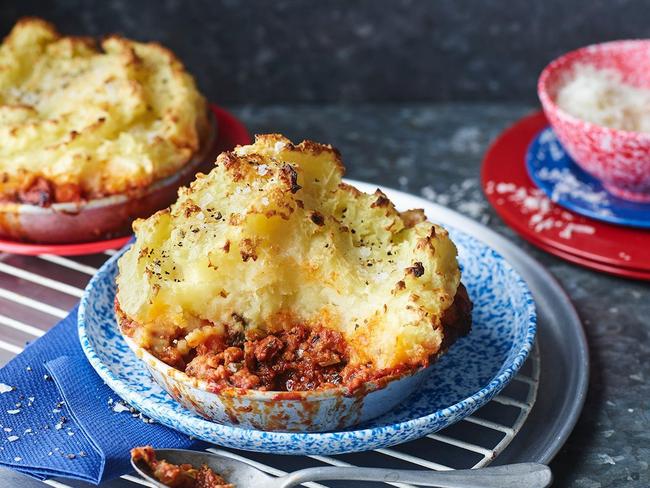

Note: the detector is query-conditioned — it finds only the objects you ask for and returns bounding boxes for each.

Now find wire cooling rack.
[0,250,540,488]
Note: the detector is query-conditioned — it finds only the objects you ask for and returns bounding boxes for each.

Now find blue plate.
[78,199,536,455]
[526,127,650,229]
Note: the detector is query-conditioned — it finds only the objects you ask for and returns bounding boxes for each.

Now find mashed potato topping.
[0,18,208,204]
[116,135,470,385]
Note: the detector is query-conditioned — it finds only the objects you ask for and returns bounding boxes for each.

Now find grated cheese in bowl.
[556,63,650,133]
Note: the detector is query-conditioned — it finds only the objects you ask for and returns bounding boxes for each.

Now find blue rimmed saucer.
[78,186,536,456]
[526,127,650,229]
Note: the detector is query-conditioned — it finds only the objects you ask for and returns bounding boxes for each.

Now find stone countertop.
[232,103,649,488]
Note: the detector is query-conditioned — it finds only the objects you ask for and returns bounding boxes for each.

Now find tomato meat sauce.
[185,324,352,391]
[131,446,233,488]
[118,283,472,393]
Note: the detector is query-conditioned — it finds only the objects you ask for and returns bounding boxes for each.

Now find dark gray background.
[2,0,650,104]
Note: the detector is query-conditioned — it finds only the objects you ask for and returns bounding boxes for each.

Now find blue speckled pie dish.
[79,223,536,455]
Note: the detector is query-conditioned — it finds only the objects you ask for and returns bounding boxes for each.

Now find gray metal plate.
[423,196,590,465]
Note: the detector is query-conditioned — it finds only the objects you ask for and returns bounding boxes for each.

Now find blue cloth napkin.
[0,306,196,484]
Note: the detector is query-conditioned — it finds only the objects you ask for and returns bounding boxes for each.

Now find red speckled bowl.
[538,40,650,202]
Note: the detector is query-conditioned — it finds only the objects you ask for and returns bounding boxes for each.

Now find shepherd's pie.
[116,135,472,391]
[0,18,208,205]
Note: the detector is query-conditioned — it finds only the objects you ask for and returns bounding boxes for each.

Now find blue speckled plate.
[79,219,536,456]
[526,127,650,229]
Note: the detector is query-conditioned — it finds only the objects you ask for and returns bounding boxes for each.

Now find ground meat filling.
[185,324,350,391]
[131,446,234,488]
[17,177,54,206]
[2,176,84,206]
[118,284,472,392]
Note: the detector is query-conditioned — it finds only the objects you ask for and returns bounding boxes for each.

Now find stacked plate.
[482,111,650,281]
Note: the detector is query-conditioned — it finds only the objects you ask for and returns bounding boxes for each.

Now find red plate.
[210,105,252,155]
[0,235,132,256]
[515,225,650,281]
[482,111,650,275]
[0,105,252,256]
